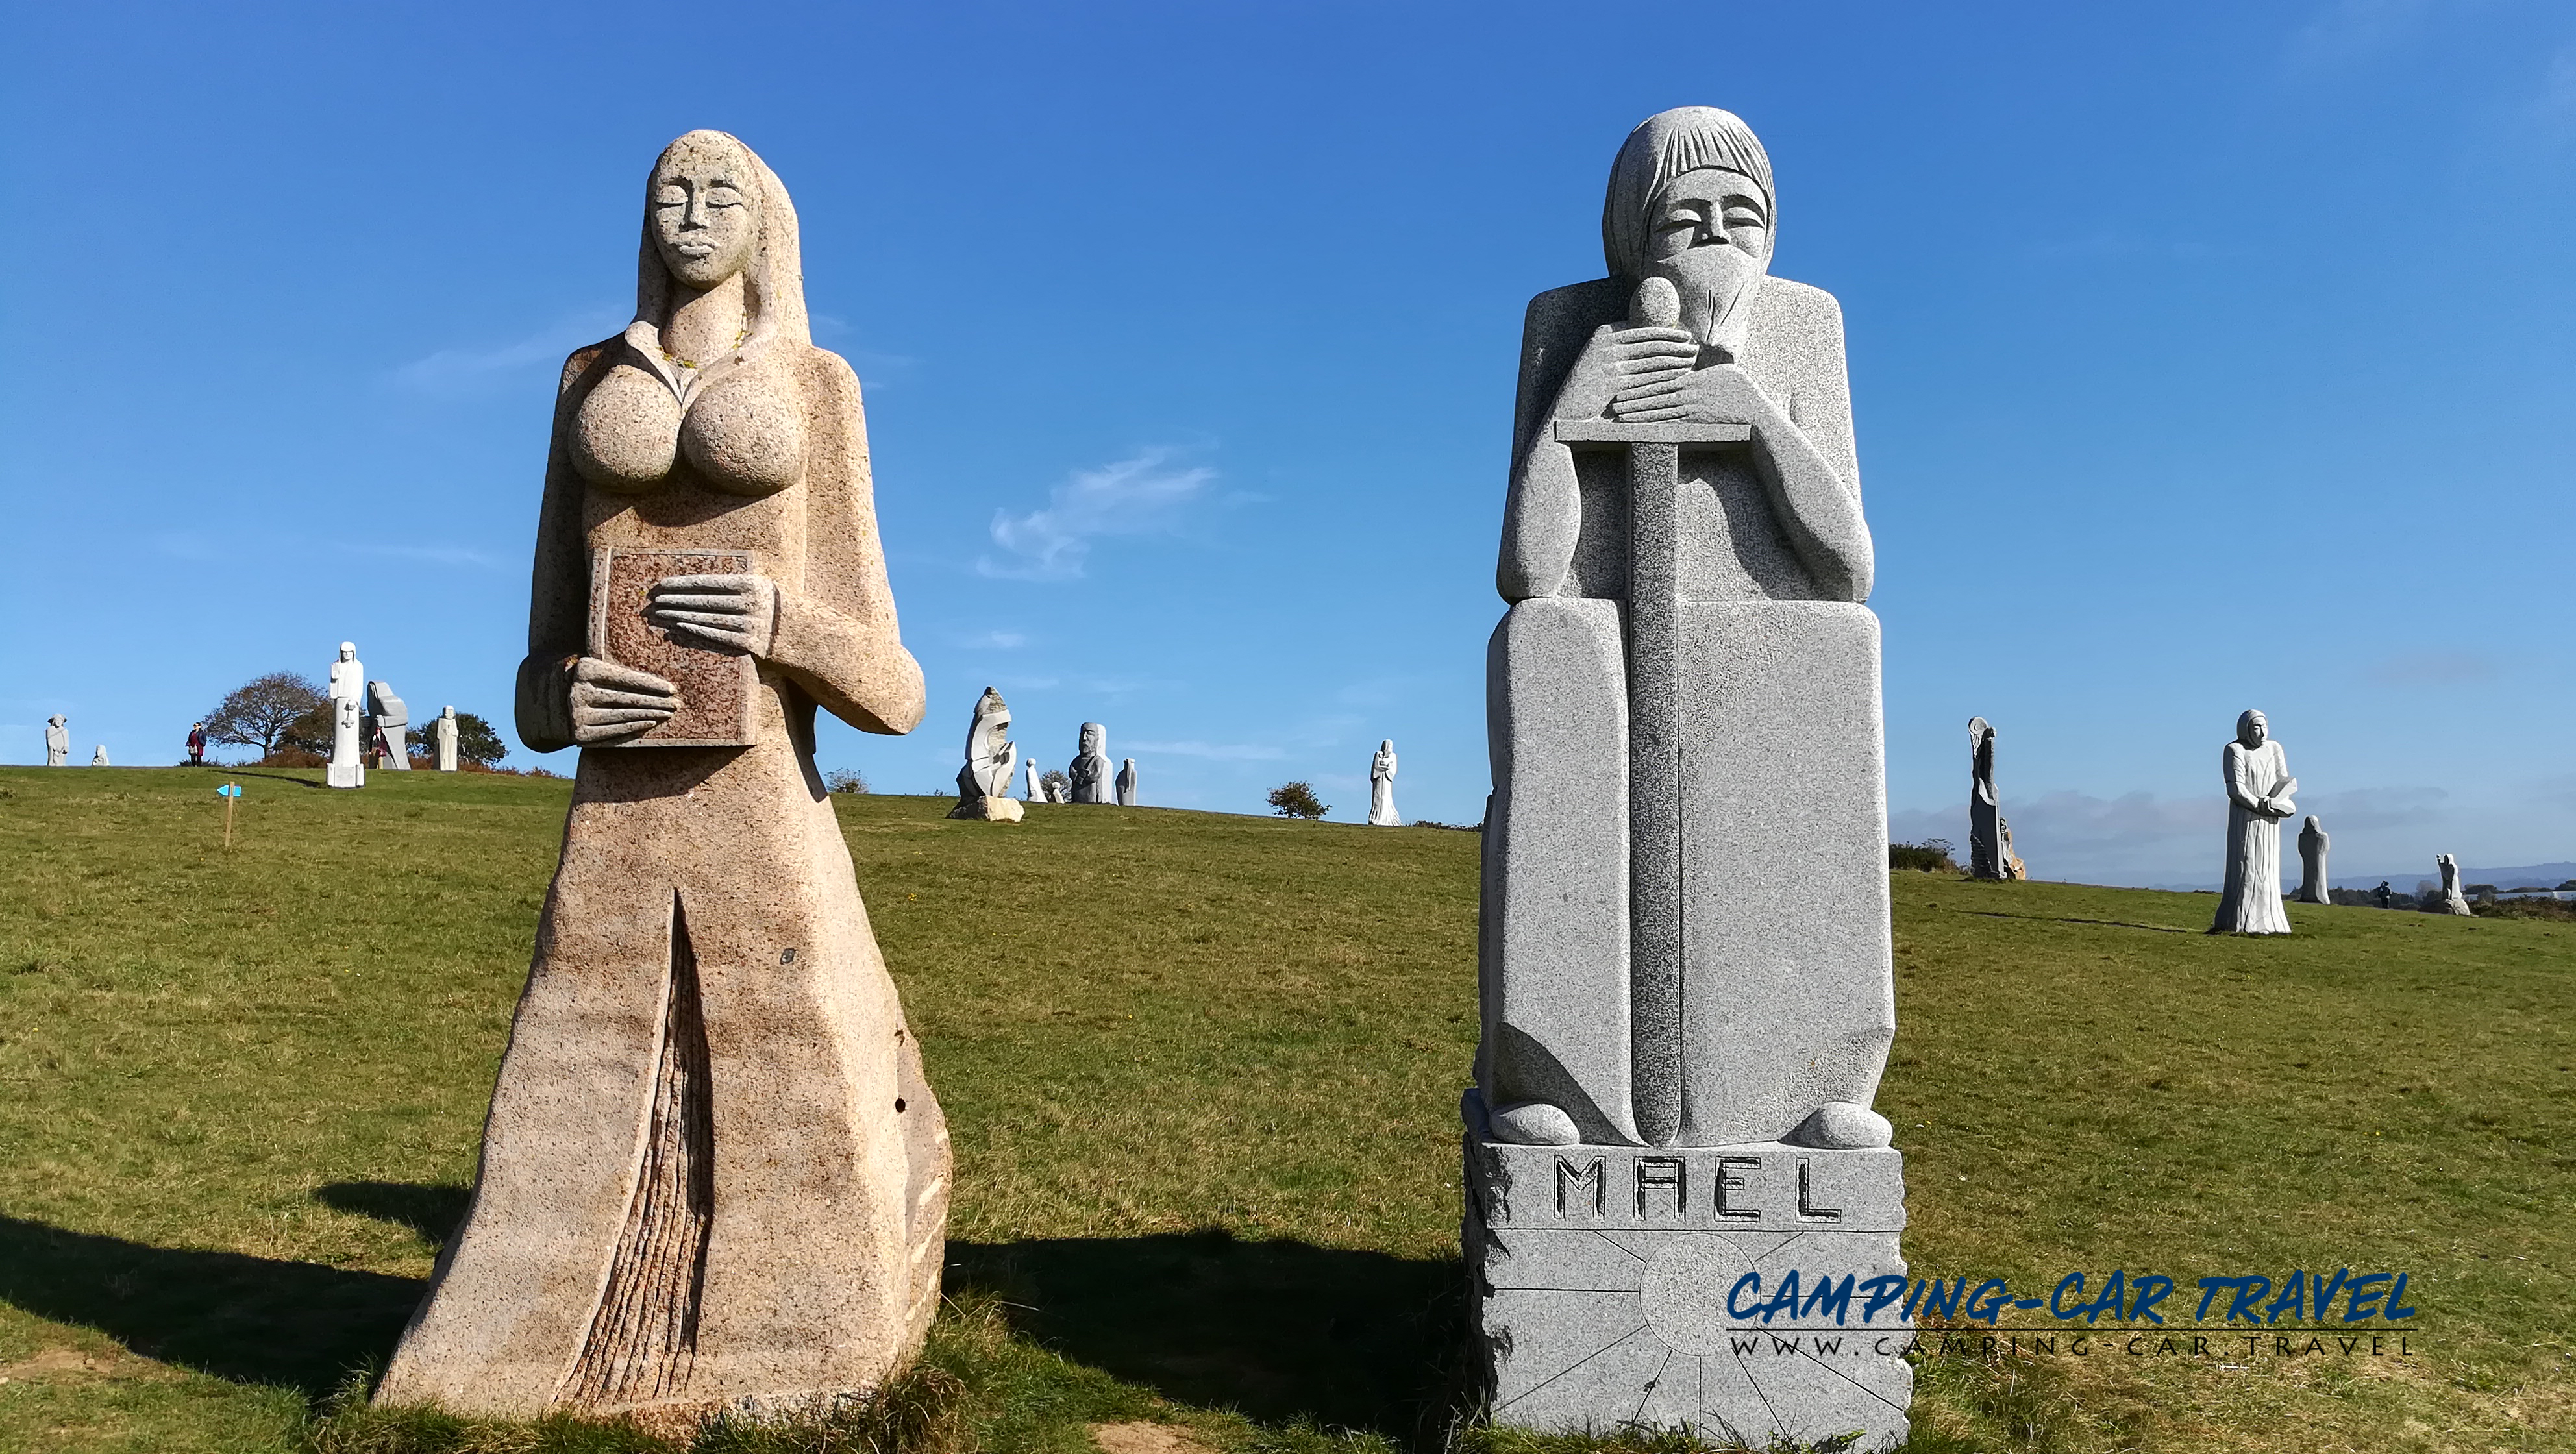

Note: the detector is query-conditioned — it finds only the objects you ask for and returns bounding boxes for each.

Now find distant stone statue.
[434,707,460,772]
[90,745,110,767]
[44,715,67,766]
[1367,740,1399,825]
[1041,772,1070,804]
[1023,756,1042,801]
[1967,717,2005,879]
[1115,758,1138,806]
[377,130,947,1428]
[1470,107,1907,1447]
[1068,723,1112,804]
[2294,816,2329,904]
[1998,815,2027,880]
[2436,854,2473,915]
[367,680,412,770]
[327,643,365,789]
[948,687,1022,821]
[2212,709,2296,935]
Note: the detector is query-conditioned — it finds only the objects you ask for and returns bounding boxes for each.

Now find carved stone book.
[587,547,758,747]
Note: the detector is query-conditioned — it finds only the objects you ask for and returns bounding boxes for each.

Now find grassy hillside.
[0,766,2566,1453]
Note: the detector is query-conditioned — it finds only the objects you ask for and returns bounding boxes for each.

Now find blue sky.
[5,1,2570,885]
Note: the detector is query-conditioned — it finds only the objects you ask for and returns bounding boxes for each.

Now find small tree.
[824,767,869,794]
[408,711,508,767]
[1039,769,1071,801]
[280,702,336,758]
[203,671,330,757]
[1889,838,1958,873]
[1267,782,1329,820]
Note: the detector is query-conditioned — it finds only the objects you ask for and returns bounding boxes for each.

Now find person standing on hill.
[186,722,207,766]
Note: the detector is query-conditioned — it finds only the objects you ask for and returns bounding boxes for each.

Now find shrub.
[1889,838,1958,873]
[823,768,870,795]
[1266,782,1329,820]
[2473,896,2576,921]
[1039,769,1071,801]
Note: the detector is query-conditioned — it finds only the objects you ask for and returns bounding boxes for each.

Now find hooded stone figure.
[377,131,947,1427]
[1968,717,2005,879]
[948,688,1022,821]
[2212,709,2296,935]
[1468,108,1908,1448]
[1480,105,1888,1152]
[1368,740,1399,826]
[1468,108,1906,1445]
[954,688,1015,800]
[2295,815,2329,904]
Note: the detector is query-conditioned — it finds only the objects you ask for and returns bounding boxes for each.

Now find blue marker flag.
[216,783,243,798]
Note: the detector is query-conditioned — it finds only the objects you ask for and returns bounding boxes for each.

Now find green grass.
[0,766,2568,1453]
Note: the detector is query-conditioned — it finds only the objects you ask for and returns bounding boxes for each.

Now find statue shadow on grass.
[0,1194,1465,1437]
[224,770,332,791]
[0,1212,424,1397]
[950,1231,1465,1440]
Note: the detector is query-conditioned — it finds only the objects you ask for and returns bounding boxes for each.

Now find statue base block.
[1465,1136,1912,1451]
[947,795,1023,822]
[327,762,364,789]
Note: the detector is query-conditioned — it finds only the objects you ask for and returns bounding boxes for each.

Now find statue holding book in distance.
[377,130,948,1431]
[2211,709,2296,935]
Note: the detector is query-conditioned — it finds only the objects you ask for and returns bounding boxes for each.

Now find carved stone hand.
[568,658,679,744]
[1609,360,1771,426]
[647,574,780,658]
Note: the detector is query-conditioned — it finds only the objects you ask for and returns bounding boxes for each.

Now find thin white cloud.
[2299,784,2449,830]
[395,308,626,391]
[1128,739,1287,761]
[978,449,1216,582]
[958,630,1027,650]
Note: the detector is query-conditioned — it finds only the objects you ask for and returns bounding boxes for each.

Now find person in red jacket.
[186,722,206,766]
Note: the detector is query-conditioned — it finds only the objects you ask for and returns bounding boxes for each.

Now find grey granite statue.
[327,643,365,789]
[1068,723,1112,804]
[1470,107,1907,1448]
[1368,740,1399,825]
[44,715,67,766]
[435,707,460,772]
[1968,717,2005,879]
[1115,758,1138,806]
[2295,816,2329,904]
[2436,854,2473,915]
[2212,709,2295,935]
[367,680,412,770]
[1042,774,1069,804]
[90,745,110,767]
[949,688,1023,820]
[1023,756,1042,801]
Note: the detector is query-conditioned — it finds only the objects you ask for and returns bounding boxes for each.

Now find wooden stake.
[223,782,237,849]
